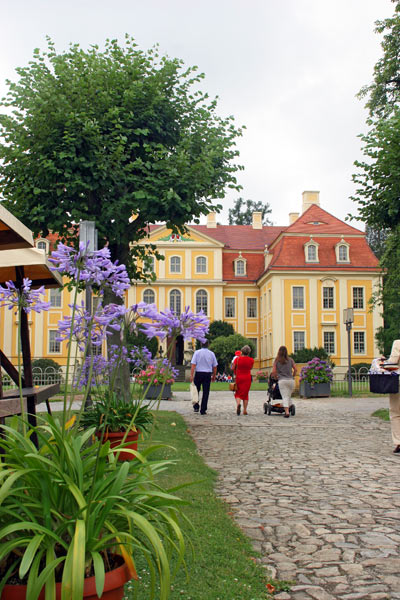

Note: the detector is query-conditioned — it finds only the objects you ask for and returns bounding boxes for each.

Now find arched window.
[143,289,155,304]
[236,260,245,276]
[196,289,208,314]
[307,244,317,261]
[170,289,182,315]
[170,256,181,273]
[37,240,47,252]
[338,245,348,261]
[196,256,207,274]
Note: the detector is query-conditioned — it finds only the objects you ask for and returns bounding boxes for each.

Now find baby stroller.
[263,375,296,416]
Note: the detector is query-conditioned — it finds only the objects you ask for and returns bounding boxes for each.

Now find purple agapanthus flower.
[57,301,127,351]
[129,345,153,373]
[140,306,209,342]
[49,243,130,298]
[0,278,51,314]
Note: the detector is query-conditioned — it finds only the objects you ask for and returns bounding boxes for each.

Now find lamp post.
[343,308,354,397]
[79,221,98,407]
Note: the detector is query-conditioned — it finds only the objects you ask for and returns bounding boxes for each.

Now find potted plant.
[135,358,178,400]
[299,357,333,397]
[256,370,268,382]
[80,390,154,460]
[0,241,210,599]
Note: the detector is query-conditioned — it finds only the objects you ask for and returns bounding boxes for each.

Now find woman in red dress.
[233,345,254,415]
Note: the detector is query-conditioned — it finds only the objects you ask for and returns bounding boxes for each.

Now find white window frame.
[247,297,257,318]
[353,331,366,355]
[195,289,208,314]
[304,240,319,263]
[323,331,335,354]
[143,288,155,304]
[352,286,365,310]
[91,343,103,356]
[170,255,181,274]
[292,286,305,309]
[322,286,334,309]
[48,330,61,354]
[225,297,235,318]
[36,239,48,252]
[170,289,182,315]
[195,256,207,274]
[336,241,350,263]
[293,331,305,352]
[50,288,62,308]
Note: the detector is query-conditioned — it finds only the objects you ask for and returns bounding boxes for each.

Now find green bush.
[31,358,63,383]
[290,346,334,366]
[210,334,256,373]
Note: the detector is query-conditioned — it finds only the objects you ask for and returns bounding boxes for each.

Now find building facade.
[0,191,383,373]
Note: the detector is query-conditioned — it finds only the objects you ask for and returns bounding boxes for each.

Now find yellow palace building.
[0,191,383,373]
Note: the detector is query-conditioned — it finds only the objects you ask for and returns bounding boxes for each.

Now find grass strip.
[124,411,289,600]
[372,408,390,421]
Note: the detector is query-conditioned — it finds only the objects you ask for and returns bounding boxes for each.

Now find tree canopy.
[210,333,256,373]
[228,198,272,226]
[351,1,400,351]
[0,37,243,276]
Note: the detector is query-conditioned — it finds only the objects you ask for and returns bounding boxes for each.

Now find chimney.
[206,212,217,228]
[289,212,299,225]
[252,212,262,229]
[302,190,320,213]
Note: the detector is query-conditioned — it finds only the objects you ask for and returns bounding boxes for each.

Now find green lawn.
[124,411,289,600]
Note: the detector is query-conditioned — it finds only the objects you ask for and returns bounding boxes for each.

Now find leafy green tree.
[0,37,243,277]
[0,37,243,390]
[210,333,255,373]
[365,226,389,259]
[228,198,272,225]
[352,2,400,352]
[207,320,235,342]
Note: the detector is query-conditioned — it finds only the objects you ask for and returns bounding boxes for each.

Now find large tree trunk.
[104,242,132,401]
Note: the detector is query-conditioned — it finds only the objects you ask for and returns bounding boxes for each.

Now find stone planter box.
[144,384,172,400]
[300,382,331,398]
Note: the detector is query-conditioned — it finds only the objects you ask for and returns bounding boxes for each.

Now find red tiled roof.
[284,204,362,235]
[148,224,285,250]
[268,236,380,271]
[222,252,265,282]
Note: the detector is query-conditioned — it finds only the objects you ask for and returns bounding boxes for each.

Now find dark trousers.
[194,371,212,414]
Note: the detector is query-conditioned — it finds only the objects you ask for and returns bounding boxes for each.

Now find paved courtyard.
[45,391,399,599]
[160,391,400,600]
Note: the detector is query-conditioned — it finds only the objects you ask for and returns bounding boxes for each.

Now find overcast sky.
[1,0,395,229]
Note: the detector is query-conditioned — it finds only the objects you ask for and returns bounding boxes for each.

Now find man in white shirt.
[190,341,218,415]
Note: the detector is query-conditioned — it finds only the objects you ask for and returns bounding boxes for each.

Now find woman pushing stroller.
[271,346,297,418]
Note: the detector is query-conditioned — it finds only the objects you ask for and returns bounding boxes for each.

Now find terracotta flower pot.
[96,429,140,461]
[1,560,131,600]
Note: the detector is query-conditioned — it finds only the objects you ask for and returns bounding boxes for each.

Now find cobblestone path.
[172,392,400,600]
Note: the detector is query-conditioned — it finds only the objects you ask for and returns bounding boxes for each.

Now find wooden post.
[15,266,38,447]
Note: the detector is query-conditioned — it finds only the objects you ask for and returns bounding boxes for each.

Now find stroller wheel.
[267,404,272,415]
[290,404,296,416]
[263,402,268,414]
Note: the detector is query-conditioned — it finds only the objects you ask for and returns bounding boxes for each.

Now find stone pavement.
[43,392,400,599]
[161,391,400,600]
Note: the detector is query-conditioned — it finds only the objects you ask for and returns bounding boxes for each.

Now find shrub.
[31,358,63,384]
[290,346,335,368]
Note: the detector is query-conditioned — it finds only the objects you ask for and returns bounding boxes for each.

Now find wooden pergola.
[0,206,62,445]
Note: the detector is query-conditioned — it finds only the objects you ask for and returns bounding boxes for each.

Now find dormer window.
[304,239,319,263]
[234,253,247,277]
[36,239,48,253]
[335,239,350,263]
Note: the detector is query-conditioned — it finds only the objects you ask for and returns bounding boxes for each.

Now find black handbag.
[369,374,399,394]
